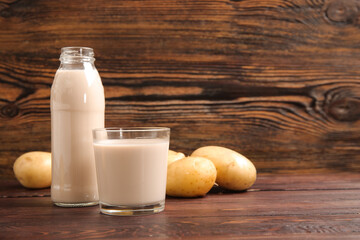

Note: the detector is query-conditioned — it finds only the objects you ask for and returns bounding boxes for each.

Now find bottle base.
[54,201,98,208]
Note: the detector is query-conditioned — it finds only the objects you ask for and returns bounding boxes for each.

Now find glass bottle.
[50,47,105,207]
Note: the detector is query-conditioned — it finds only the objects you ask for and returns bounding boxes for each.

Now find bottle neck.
[59,61,96,70]
[59,47,96,70]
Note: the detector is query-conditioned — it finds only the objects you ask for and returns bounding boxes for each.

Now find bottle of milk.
[50,47,105,207]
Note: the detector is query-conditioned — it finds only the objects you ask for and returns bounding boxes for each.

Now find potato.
[191,146,256,191]
[168,150,185,165]
[166,156,217,197]
[13,151,52,189]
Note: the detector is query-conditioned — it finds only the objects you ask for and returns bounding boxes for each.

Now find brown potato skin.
[168,150,185,165]
[191,146,256,191]
[166,156,217,197]
[13,151,52,189]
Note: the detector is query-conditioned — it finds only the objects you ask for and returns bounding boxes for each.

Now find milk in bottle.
[51,47,105,207]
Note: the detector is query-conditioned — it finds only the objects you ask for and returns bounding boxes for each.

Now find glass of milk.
[92,127,170,216]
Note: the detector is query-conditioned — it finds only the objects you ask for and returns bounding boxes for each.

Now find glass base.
[54,201,98,208]
[100,200,165,216]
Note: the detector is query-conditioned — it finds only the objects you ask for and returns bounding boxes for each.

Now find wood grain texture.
[1,0,360,178]
[3,173,360,198]
[1,174,360,239]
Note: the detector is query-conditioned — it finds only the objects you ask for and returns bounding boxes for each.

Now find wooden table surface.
[1,173,360,239]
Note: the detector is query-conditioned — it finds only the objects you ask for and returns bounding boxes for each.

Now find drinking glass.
[92,127,170,216]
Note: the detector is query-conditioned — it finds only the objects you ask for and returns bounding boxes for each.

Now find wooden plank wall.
[1,0,360,179]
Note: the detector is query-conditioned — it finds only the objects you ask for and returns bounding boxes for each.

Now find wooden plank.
[250,173,360,191]
[1,174,359,238]
[0,180,50,198]
[3,173,360,198]
[0,189,359,239]
[1,0,360,178]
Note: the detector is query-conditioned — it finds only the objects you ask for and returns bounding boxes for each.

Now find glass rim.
[92,127,170,133]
